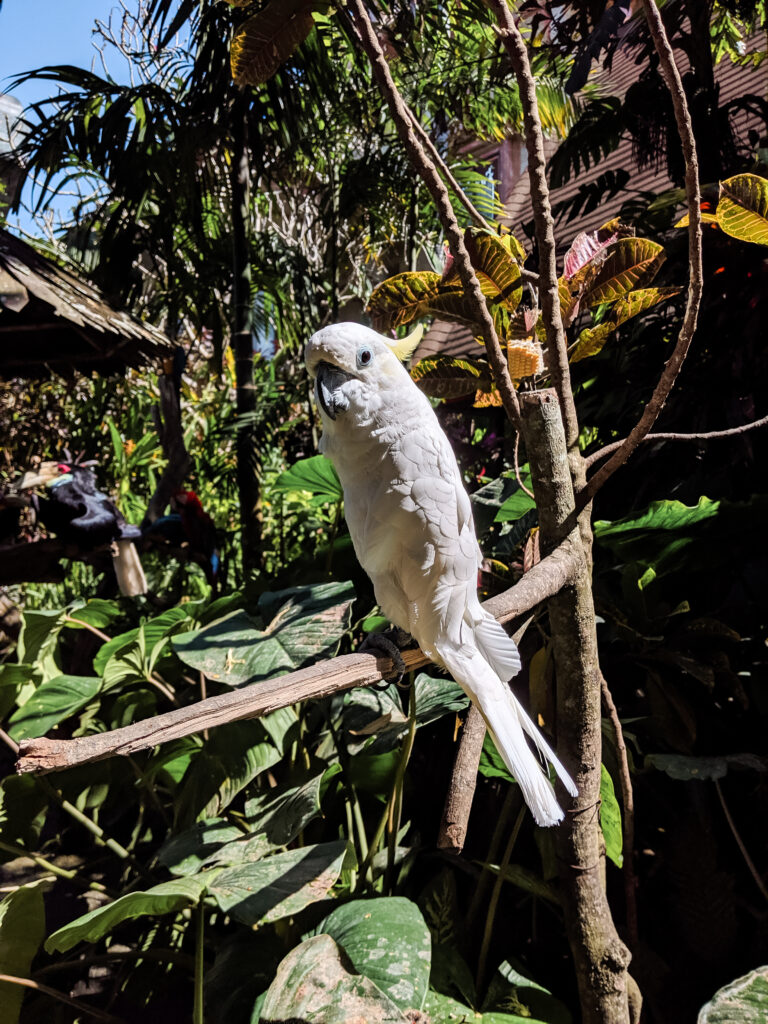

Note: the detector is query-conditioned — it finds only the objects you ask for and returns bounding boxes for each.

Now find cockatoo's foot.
[360,629,410,688]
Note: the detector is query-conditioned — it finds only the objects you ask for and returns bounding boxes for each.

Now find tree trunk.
[521,391,635,1024]
[231,100,260,577]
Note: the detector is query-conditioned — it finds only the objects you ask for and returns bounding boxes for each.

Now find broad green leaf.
[610,286,682,326]
[698,966,768,1023]
[646,753,767,781]
[173,720,280,827]
[231,0,315,87]
[45,876,208,953]
[157,818,246,876]
[173,581,354,685]
[452,230,523,313]
[717,173,768,246]
[583,238,664,306]
[271,454,342,507]
[368,271,442,329]
[18,609,64,681]
[424,990,552,1023]
[483,959,572,1024]
[600,764,623,868]
[261,933,409,1022]
[320,897,432,1012]
[209,840,349,926]
[0,776,48,856]
[495,465,536,522]
[0,880,50,1024]
[569,321,616,363]
[410,356,491,399]
[64,598,124,631]
[479,730,514,782]
[93,606,191,675]
[244,770,325,845]
[8,675,101,740]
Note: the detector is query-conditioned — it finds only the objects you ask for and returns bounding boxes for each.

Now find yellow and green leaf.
[716,172,768,246]
[583,238,664,307]
[231,0,315,87]
[410,356,491,399]
[570,322,617,363]
[611,286,682,326]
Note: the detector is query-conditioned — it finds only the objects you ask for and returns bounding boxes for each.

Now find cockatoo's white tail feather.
[473,614,523,682]
[436,643,575,827]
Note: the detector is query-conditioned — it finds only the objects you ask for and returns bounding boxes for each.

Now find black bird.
[22,462,147,596]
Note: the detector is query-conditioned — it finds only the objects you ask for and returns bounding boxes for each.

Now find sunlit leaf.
[610,286,682,326]
[716,173,768,246]
[583,238,665,306]
[271,454,342,507]
[698,966,768,1023]
[600,764,623,868]
[569,322,617,363]
[8,675,101,740]
[367,272,442,330]
[231,0,315,87]
[410,356,490,398]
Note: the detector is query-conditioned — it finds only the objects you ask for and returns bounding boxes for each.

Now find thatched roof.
[0,228,171,378]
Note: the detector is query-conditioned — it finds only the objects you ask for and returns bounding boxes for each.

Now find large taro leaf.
[172,720,282,827]
[0,880,49,1024]
[271,454,342,507]
[243,769,326,846]
[172,581,354,685]
[410,356,491,399]
[716,173,768,246]
[157,818,247,877]
[231,0,315,87]
[583,237,664,306]
[260,933,409,1023]
[208,840,350,926]
[698,966,768,1023]
[45,876,209,954]
[319,896,432,1012]
[367,271,443,329]
[8,674,101,740]
[600,764,623,868]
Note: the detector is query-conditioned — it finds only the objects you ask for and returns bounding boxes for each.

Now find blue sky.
[0,0,123,230]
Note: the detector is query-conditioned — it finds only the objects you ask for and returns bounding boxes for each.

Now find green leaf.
[8,675,101,740]
[645,753,767,781]
[368,271,443,329]
[583,238,665,306]
[424,989,552,1023]
[0,776,49,856]
[157,819,246,877]
[45,876,208,954]
[173,582,354,685]
[717,173,768,246]
[244,770,325,846]
[260,933,409,1022]
[495,465,536,522]
[600,764,623,868]
[320,896,432,1011]
[0,880,50,1024]
[64,599,124,631]
[480,861,559,905]
[231,0,315,87]
[208,840,350,926]
[18,609,64,681]
[569,322,617,363]
[479,730,514,782]
[410,356,491,399]
[698,966,768,1023]
[483,959,572,1024]
[610,286,682,326]
[271,454,342,507]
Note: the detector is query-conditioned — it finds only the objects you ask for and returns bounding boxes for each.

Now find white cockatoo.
[305,322,577,826]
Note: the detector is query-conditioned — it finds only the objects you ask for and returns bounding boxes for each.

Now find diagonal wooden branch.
[585,413,768,468]
[581,0,703,503]
[346,0,521,427]
[486,0,579,453]
[16,543,578,776]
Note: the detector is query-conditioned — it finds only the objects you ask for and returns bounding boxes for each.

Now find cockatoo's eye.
[356,345,373,369]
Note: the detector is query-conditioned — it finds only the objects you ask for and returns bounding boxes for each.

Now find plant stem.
[476,804,526,995]
[0,838,112,895]
[193,903,205,1024]
[0,972,126,1023]
[715,779,768,904]
[385,681,417,893]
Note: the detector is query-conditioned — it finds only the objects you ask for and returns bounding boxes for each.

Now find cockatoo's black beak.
[315,361,352,421]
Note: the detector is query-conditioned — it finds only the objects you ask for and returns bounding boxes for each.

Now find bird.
[19,462,147,597]
[305,322,577,826]
[143,490,220,587]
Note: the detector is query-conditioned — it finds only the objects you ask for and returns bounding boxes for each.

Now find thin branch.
[346,0,521,427]
[486,1,579,452]
[16,544,578,776]
[715,779,768,904]
[0,973,126,1024]
[585,414,768,469]
[581,0,704,502]
[600,674,638,950]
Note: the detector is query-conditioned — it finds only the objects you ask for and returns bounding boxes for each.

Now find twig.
[585,414,768,468]
[514,430,535,499]
[0,973,126,1023]
[715,778,768,904]
[581,0,704,503]
[16,545,578,776]
[600,674,638,950]
[486,0,579,452]
[0,838,112,896]
[347,0,521,427]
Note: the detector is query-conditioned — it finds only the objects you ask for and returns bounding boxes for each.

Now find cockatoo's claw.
[360,630,409,689]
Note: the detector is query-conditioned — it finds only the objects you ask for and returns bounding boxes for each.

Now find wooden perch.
[16,543,577,775]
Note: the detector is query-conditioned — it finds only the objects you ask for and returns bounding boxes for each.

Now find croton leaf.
[562,227,618,280]
[367,272,442,330]
[716,173,768,246]
[230,0,315,87]
[411,356,491,398]
[453,230,523,313]
[583,238,665,306]
[610,286,682,326]
[569,322,617,363]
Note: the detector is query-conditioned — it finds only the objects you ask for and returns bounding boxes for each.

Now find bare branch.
[486,1,580,452]
[16,544,578,776]
[346,0,521,427]
[581,0,704,502]
[585,414,768,469]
